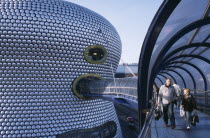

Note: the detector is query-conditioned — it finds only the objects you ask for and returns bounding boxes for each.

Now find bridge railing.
[87,77,138,101]
[138,107,155,138]
[190,90,210,113]
[98,91,138,101]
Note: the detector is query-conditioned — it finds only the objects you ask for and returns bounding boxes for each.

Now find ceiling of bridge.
[148,0,210,91]
[139,0,210,91]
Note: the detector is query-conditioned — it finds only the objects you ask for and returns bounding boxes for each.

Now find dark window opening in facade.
[84,45,108,64]
[72,74,102,99]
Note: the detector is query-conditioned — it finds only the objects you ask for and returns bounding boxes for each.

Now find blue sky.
[67,0,162,63]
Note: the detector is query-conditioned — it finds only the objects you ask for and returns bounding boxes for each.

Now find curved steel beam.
[164,65,196,90]
[162,43,210,63]
[160,69,187,88]
[160,72,177,84]
[150,17,210,96]
[158,74,167,80]
[164,61,208,91]
[138,0,181,130]
[156,76,164,85]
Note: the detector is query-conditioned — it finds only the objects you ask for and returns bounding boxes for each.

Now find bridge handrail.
[138,106,155,138]
[190,89,210,93]
[90,91,138,100]
[102,92,138,98]
[190,89,210,112]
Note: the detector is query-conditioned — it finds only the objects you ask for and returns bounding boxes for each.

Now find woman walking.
[181,88,197,130]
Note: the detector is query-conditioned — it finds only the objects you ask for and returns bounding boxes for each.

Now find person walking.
[173,82,181,108]
[158,78,177,129]
[153,83,159,104]
[181,88,197,130]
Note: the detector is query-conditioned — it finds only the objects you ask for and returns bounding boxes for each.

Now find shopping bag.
[154,105,163,121]
[180,106,185,117]
[191,110,199,126]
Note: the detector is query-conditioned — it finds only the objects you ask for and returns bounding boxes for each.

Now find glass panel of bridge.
[191,47,209,55]
[164,30,196,57]
[181,47,196,55]
[149,0,209,70]
[192,24,210,43]
[157,75,167,84]
[173,68,194,90]
[165,52,179,61]
[181,64,205,90]
[155,78,162,88]
[189,58,210,90]
[198,48,210,60]
[168,63,183,68]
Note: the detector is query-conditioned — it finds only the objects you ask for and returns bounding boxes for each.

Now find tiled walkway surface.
[151,109,210,138]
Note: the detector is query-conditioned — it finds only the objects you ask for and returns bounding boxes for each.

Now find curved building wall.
[0,0,122,137]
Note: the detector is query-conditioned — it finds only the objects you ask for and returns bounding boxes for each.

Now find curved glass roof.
[138,0,210,128]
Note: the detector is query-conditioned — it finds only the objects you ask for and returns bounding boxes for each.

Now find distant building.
[115,63,138,78]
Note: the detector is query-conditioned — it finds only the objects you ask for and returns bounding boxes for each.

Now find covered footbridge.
[138,0,210,137]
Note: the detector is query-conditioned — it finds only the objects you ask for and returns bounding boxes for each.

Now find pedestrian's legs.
[163,104,168,125]
[185,111,192,127]
[168,103,175,126]
[177,101,180,109]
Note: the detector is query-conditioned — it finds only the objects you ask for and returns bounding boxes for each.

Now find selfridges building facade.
[0,0,122,137]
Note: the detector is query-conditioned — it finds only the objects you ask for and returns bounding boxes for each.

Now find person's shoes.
[171,126,176,129]
[187,126,190,130]
[164,124,168,127]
